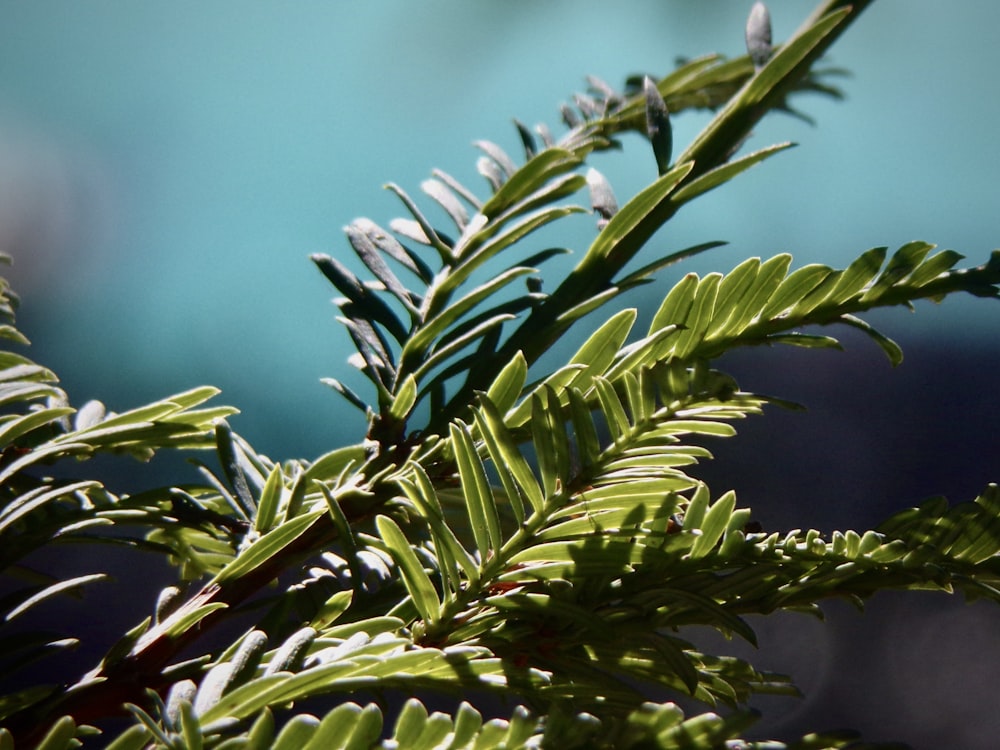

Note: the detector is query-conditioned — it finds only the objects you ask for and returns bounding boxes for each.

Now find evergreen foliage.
[2,1,999,746]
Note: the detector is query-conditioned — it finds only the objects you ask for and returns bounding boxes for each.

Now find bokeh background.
[2,1,999,747]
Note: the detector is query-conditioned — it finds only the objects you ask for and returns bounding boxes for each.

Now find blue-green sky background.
[4,1,999,459]
[2,3,1000,746]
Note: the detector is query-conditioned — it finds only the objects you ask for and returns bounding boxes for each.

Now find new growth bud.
[746,2,773,71]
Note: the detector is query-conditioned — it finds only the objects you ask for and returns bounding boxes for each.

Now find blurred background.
[2,1,999,746]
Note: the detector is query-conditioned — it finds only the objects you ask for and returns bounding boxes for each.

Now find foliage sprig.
[1,2,999,748]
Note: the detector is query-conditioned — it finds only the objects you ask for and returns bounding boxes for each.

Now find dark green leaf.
[644,76,673,175]
[421,178,470,232]
[352,218,434,284]
[215,420,257,519]
[839,313,904,366]
[321,378,370,413]
[312,253,408,343]
[345,223,420,316]
[513,119,537,160]
[386,183,454,261]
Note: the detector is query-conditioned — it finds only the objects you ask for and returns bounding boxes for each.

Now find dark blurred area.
[2,2,999,747]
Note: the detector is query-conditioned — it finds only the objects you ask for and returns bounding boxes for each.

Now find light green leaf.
[102,725,152,750]
[506,364,586,429]
[594,377,631,445]
[475,396,543,515]
[412,313,515,383]
[551,494,694,523]
[302,703,363,750]
[34,716,77,750]
[4,573,108,622]
[253,464,285,534]
[392,699,428,747]
[554,286,625,326]
[472,417,525,525]
[787,268,845,317]
[505,540,646,577]
[860,240,935,303]
[406,267,534,359]
[690,491,737,557]
[340,703,384,750]
[568,308,637,386]
[0,480,101,535]
[615,241,727,292]
[389,374,418,421]
[442,206,583,300]
[272,715,320,749]
[399,465,480,583]
[765,333,843,350]
[702,257,761,340]
[162,603,229,639]
[0,406,74,447]
[649,272,698,334]
[530,391,560,499]
[759,264,833,319]
[451,421,503,560]
[901,249,965,289]
[825,246,887,305]
[177,701,203,750]
[479,148,582,219]
[581,161,696,269]
[725,254,792,334]
[567,387,602,472]
[376,515,441,625]
[318,483,364,593]
[212,510,324,584]
[485,350,527,416]
[671,273,722,358]
[451,702,484,748]
[683,483,711,530]
[305,444,366,482]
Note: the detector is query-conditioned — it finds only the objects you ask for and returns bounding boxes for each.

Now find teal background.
[4,2,1000,459]
[2,2,999,746]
